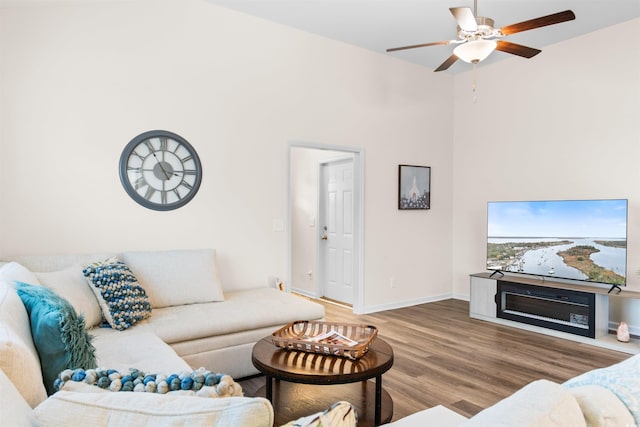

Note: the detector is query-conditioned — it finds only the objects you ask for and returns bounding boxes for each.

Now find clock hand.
[150,151,172,180]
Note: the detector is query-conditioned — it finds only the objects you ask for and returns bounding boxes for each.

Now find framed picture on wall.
[398,165,430,210]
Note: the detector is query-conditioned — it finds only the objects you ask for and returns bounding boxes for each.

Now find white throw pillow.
[0,261,40,285]
[34,391,273,427]
[0,281,48,407]
[121,249,224,308]
[570,385,635,427]
[281,401,357,427]
[36,266,103,328]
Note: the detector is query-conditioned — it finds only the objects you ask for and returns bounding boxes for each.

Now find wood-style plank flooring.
[239,298,630,422]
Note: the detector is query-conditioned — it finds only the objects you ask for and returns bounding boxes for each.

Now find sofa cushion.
[36,265,103,328]
[90,328,192,374]
[569,385,635,427]
[131,288,325,344]
[121,249,225,308]
[0,281,48,407]
[82,257,152,331]
[176,340,263,379]
[34,391,274,427]
[461,379,586,427]
[15,282,97,395]
[0,368,38,426]
[384,405,467,427]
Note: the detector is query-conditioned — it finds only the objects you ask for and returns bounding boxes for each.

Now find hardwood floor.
[239,298,630,422]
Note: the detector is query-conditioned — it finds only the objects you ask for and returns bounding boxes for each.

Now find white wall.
[0,0,454,310]
[452,18,640,328]
[4,0,634,321]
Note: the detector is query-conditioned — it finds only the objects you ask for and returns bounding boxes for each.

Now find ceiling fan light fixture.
[453,39,497,64]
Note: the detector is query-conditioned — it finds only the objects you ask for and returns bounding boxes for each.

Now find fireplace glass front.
[497,281,596,338]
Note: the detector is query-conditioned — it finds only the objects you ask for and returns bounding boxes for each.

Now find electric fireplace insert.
[497,280,596,338]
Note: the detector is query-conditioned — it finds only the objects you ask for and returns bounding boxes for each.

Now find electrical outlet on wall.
[390,277,396,288]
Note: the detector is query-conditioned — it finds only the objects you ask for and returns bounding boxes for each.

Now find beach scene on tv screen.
[487,200,627,286]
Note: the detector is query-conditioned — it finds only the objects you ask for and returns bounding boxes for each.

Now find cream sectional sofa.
[3,248,638,427]
[0,249,324,417]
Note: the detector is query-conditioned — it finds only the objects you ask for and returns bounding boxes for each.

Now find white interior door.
[319,157,355,305]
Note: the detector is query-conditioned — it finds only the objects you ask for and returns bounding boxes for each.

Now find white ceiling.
[204,0,640,73]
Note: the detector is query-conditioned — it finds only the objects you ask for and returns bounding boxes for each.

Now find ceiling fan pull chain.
[472,62,478,104]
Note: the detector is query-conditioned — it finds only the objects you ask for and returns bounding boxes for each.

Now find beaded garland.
[54,367,243,398]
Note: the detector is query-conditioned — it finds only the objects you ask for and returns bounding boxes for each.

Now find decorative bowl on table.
[271,320,378,360]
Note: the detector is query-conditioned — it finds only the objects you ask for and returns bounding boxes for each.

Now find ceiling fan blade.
[450,7,477,31]
[386,41,451,52]
[495,40,541,58]
[434,54,458,72]
[500,10,575,35]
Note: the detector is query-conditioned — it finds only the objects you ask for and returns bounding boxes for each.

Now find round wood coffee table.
[251,336,394,426]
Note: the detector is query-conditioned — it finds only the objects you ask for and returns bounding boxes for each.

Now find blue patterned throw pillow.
[82,257,151,331]
[15,282,97,395]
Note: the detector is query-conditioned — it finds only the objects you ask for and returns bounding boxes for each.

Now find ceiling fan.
[386,1,575,72]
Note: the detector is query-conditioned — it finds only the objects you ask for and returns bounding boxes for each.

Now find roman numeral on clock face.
[144,186,155,200]
[133,176,146,190]
[144,141,155,154]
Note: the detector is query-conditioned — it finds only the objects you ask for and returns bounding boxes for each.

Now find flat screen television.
[487,199,628,287]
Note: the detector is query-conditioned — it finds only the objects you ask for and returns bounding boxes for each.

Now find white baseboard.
[359,293,453,314]
[452,293,470,301]
[290,287,318,299]
[291,288,458,315]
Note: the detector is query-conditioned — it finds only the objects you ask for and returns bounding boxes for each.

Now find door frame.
[286,141,365,314]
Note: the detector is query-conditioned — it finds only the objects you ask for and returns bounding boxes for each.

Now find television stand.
[469,272,640,354]
[489,270,504,279]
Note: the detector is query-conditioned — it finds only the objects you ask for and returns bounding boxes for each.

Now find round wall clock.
[119,130,202,211]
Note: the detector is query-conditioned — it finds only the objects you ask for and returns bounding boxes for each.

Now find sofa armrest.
[34,391,273,427]
[0,368,38,426]
[462,380,586,427]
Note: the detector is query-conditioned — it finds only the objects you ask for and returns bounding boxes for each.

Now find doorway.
[287,142,364,313]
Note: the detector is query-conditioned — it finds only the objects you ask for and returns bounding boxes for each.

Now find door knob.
[321,234,328,240]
